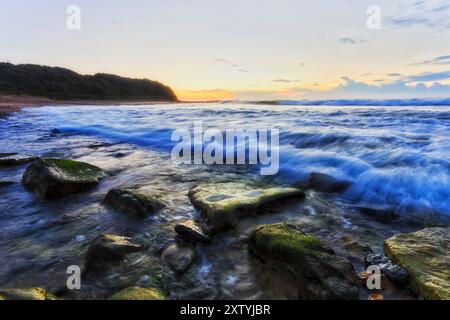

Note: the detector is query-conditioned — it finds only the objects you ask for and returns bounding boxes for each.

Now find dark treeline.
[0,62,178,101]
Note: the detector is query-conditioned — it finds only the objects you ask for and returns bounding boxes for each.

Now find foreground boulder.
[0,288,58,300]
[85,234,142,272]
[308,172,351,193]
[104,188,166,218]
[161,242,196,274]
[110,287,165,300]
[0,153,39,167]
[384,227,450,300]
[175,220,211,243]
[188,182,304,230]
[22,158,104,199]
[249,223,360,300]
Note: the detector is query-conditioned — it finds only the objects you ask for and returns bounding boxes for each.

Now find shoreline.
[0,95,182,118]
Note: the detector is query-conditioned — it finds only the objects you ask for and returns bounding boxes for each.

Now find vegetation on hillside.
[0,62,177,101]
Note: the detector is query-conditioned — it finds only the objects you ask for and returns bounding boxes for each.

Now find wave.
[255,98,450,106]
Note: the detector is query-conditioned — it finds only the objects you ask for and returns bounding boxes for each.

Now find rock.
[0,180,15,188]
[0,288,58,300]
[109,287,165,300]
[249,223,360,300]
[161,242,196,274]
[22,158,104,199]
[384,227,450,300]
[0,153,39,167]
[85,234,142,271]
[175,220,211,243]
[104,188,166,218]
[354,205,400,224]
[365,253,409,286]
[188,182,304,230]
[308,172,351,193]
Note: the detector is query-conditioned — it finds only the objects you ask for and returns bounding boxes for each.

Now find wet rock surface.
[384,227,450,300]
[308,172,351,193]
[0,153,39,167]
[365,253,409,286]
[189,182,304,230]
[161,242,196,274]
[22,158,104,199]
[0,288,58,300]
[109,286,165,300]
[85,234,143,272]
[104,188,166,218]
[249,223,360,300]
[175,220,211,243]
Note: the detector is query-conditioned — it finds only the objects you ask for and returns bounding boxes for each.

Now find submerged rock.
[175,220,211,243]
[109,287,165,300]
[308,172,351,193]
[161,242,196,274]
[0,288,58,300]
[104,188,166,218]
[85,234,142,271]
[22,158,104,199]
[188,182,304,230]
[0,153,39,167]
[249,223,360,300]
[365,253,409,286]
[384,227,450,300]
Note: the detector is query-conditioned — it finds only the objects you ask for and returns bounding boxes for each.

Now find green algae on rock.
[384,227,450,300]
[0,288,58,300]
[109,287,165,300]
[22,158,104,199]
[249,223,360,300]
[188,182,304,230]
[104,188,166,218]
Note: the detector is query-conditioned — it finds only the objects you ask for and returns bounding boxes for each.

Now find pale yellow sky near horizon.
[1,0,449,100]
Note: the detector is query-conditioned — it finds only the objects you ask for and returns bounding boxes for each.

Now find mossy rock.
[0,288,58,300]
[104,188,166,218]
[384,227,450,300]
[22,158,104,199]
[188,182,304,230]
[249,223,360,300]
[85,234,143,272]
[109,287,165,300]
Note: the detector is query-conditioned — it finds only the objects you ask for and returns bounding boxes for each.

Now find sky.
[0,0,449,101]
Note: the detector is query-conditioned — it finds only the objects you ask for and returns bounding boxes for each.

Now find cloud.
[213,58,249,73]
[214,58,235,65]
[412,55,450,66]
[273,79,301,83]
[339,37,366,45]
[403,70,450,82]
[388,1,450,30]
[388,73,402,77]
[299,62,305,67]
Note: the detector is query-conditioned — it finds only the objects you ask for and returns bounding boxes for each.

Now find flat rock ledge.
[384,227,450,300]
[188,182,304,230]
[22,158,104,199]
[249,223,360,300]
